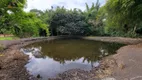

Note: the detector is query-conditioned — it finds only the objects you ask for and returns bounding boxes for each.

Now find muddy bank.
[0,50,31,80]
[0,36,142,80]
[0,37,60,80]
[49,57,118,80]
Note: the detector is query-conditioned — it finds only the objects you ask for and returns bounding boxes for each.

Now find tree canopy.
[0,0,142,38]
[105,0,142,37]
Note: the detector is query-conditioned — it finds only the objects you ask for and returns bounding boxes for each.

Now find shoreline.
[0,36,142,80]
[0,37,59,80]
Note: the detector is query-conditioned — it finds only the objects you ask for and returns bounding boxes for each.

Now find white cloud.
[24,0,106,12]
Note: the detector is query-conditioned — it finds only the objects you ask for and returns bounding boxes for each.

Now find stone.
[102,77,116,80]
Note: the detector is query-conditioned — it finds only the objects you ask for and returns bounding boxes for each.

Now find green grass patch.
[0,44,4,51]
[0,37,19,40]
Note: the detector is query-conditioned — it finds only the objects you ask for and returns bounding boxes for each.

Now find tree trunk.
[133,24,137,34]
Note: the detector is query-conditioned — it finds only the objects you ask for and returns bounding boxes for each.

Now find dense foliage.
[0,0,142,37]
[104,0,142,37]
[0,0,49,37]
[30,0,103,36]
[50,8,90,35]
[0,0,26,34]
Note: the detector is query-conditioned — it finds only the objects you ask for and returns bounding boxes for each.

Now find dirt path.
[0,36,142,80]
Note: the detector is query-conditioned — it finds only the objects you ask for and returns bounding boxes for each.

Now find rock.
[117,62,125,69]
[37,74,41,79]
[101,77,116,80]
[50,69,97,80]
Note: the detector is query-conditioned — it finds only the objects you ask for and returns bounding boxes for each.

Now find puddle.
[21,39,124,80]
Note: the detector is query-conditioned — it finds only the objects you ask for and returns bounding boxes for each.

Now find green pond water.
[22,39,124,80]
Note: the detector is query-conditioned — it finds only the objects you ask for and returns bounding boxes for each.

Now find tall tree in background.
[49,7,90,35]
[84,0,105,35]
[30,9,50,36]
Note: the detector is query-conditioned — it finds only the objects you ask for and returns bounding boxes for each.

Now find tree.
[30,9,50,36]
[30,9,43,16]
[0,0,26,13]
[0,0,27,34]
[83,1,105,35]
[10,12,49,37]
[49,7,90,35]
[0,0,49,37]
[105,0,142,37]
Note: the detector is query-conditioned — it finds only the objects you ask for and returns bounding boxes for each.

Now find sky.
[24,0,106,12]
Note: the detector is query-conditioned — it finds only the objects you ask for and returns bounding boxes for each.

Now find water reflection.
[22,39,124,79]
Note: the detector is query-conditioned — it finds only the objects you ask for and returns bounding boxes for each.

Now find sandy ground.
[0,36,142,80]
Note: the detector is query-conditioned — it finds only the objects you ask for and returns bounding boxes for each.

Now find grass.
[0,44,4,51]
[0,36,19,40]
[0,36,19,51]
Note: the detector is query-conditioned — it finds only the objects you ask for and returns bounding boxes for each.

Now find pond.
[21,39,124,80]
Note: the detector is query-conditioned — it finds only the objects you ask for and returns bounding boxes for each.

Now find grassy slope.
[0,37,18,40]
